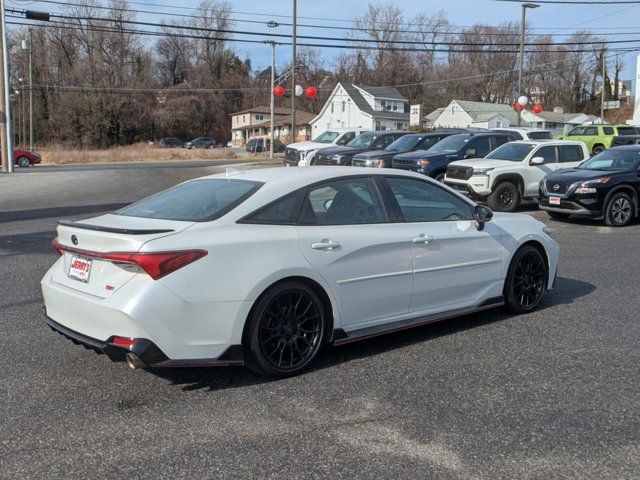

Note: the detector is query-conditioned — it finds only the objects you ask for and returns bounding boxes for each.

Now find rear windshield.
[115,179,262,222]
[528,131,553,140]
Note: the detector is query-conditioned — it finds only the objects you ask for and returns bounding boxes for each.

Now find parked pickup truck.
[283,128,370,167]
[444,140,589,211]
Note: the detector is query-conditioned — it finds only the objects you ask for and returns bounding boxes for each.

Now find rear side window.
[242,190,305,225]
[602,127,614,135]
[584,127,598,136]
[116,179,262,222]
[558,145,585,162]
[299,177,387,225]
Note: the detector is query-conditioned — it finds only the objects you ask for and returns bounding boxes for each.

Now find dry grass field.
[36,143,269,165]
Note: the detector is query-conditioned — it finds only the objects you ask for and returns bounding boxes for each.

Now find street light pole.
[290,0,296,145]
[517,2,539,127]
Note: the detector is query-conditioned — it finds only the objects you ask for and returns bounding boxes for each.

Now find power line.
[496,0,640,3]
[13,0,640,34]
[7,8,640,51]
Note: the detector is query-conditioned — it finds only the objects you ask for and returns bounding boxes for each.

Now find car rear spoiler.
[57,219,174,235]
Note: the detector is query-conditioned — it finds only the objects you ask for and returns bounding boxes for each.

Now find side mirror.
[474,205,493,231]
[530,156,545,165]
[464,148,476,158]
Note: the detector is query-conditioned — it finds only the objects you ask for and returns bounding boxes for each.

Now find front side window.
[584,127,598,136]
[337,132,356,145]
[470,137,492,157]
[385,177,473,222]
[116,179,262,222]
[558,145,584,163]
[569,127,585,136]
[535,146,557,164]
[300,177,387,225]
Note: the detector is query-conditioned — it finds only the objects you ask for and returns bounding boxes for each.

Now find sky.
[6,0,640,93]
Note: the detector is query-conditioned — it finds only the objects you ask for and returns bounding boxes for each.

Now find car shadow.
[0,203,127,224]
[153,276,596,391]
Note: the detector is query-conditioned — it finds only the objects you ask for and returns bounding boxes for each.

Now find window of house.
[331,103,334,113]
[375,121,381,131]
[342,101,345,112]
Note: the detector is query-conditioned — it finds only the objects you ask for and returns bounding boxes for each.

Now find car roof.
[507,140,585,146]
[448,132,510,139]
[609,144,640,150]
[492,127,551,132]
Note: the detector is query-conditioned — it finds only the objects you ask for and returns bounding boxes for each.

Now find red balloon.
[533,104,543,114]
[305,86,317,99]
[513,102,521,111]
[274,85,285,97]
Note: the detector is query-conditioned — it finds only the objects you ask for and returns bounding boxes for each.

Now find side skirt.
[332,296,504,346]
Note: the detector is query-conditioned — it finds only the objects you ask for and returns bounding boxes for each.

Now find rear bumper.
[45,315,244,367]
[41,259,252,365]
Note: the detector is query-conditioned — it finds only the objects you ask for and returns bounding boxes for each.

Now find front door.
[383,176,505,313]
[296,176,413,327]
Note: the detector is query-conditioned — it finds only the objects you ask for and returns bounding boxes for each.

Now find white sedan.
[42,167,559,377]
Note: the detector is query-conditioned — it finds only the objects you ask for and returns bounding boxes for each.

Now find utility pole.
[0,0,14,173]
[268,41,276,159]
[290,0,297,145]
[517,3,539,127]
[28,28,34,151]
[600,49,606,122]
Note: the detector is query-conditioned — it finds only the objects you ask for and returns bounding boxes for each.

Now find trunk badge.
[71,234,79,245]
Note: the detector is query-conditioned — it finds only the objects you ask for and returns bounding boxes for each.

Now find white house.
[427,100,517,129]
[521,107,602,135]
[309,83,410,136]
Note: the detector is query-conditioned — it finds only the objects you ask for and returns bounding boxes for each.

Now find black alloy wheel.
[504,245,547,313]
[488,182,520,212]
[17,156,31,168]
[605,192,635,227]
[245,282,325,377]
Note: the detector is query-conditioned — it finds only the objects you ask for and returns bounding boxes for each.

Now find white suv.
[283,128,370,167]
[492,127,554,140]
[444,140,589,211]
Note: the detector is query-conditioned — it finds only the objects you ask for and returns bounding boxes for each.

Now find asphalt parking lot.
[1,162,639,479]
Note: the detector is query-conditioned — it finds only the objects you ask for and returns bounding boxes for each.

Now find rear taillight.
[52,238,63,256]
[52,241,207,280]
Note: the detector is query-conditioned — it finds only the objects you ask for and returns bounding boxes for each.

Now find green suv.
[558,124,640,155]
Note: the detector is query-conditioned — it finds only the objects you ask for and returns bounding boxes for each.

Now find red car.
[14,149,42,168]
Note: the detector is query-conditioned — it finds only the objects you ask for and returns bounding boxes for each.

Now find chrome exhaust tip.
[125,352,147,370]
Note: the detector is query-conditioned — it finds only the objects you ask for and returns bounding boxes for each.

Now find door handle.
[311,239,341,250]
[412,234,434,244]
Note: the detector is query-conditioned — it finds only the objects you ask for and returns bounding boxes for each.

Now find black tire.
[547,211,570,220]
[244,281,326,378]
[488,182,520,212]
[504,245,548,314]
[604,192,635,227]
[434,172,445,182]
[17,156,31,168]
[592,145,605,155]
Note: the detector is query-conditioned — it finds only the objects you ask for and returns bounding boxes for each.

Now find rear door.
[296,176,413,327]
[525,145,558,195]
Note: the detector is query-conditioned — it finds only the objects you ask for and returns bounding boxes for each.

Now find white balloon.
[295,85,304,96]
[517,95,528,106]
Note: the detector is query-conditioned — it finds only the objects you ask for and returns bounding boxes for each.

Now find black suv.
[314,131,412,166]
[392,132,514,181]
[539,145,640,227]
[351,130,462,168]
[185,137,216,149]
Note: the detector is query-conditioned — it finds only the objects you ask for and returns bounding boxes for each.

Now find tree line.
[7,1,624,148]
